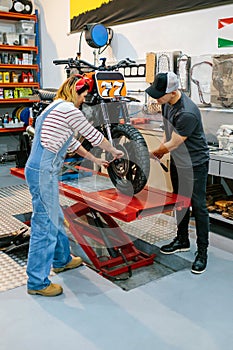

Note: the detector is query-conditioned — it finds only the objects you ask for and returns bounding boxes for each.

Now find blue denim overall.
[25,101,72,290]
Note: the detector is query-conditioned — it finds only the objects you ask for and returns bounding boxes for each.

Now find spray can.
[27,72,33,82]
[21,72,28,83]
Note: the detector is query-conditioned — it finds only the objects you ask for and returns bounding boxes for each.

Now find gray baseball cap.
[146,71,179,99]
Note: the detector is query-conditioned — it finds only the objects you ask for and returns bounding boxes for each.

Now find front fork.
[100,100,113,145]
[100,99,130,145]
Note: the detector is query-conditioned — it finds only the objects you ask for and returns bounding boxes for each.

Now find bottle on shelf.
[15,55,19,65]
[27,72,33,82]
[8,113,12,123]
[3,113,8,124]
[21,72,28,83]
[2,52,9,64]
[14,89,18,98]
[11,71,18,83]
[28,107,33,126]
[3,71,10,83]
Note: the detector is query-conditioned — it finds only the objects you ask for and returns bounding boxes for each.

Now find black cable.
[77,29,84,58]
[118,248,132,278]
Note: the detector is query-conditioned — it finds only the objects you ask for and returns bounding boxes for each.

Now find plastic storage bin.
[5,32,20,45]
[0,0,12,12]
[19,33,35,46]
[16,20,35,35]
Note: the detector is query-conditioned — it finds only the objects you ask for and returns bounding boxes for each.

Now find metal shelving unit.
[0,10,40,106]
[0,10,40,151]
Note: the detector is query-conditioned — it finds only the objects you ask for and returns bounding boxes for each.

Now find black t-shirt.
[162,92,209,168]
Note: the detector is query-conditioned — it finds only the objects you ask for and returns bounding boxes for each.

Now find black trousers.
[170,160,209,248]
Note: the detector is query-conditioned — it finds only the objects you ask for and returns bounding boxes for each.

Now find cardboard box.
[146,52,156,83]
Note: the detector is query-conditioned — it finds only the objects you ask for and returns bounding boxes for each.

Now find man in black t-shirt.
[146,72,209,274]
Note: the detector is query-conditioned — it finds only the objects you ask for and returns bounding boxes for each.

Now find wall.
[34,0,233,138]
[34,1,233,87]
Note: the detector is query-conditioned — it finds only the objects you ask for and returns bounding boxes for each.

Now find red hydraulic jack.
[11,167,190,280]
[63,202,155,279]
[60,177,190,280]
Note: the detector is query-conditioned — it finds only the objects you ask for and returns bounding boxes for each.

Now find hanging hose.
[118,248,132,278]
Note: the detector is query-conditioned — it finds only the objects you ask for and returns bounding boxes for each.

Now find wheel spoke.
[126,162,137,181]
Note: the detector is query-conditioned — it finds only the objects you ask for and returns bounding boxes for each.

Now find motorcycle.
[21,57,150,195]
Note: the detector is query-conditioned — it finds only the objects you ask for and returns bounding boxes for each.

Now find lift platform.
[10,167,190,279]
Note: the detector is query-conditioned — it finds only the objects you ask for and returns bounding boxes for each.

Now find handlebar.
[53,57,137,72]
[107,58,136,71]
[53,58,97,70]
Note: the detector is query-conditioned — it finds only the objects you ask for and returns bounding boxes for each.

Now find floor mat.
[69,231,191,291]
[113,263,183,291]
[0,246,56,293]
[113,238,190,291]
[0,238,191,293]
[0,247,28,293]
[0,184,74,293]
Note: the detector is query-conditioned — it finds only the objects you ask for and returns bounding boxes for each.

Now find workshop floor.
[0,161,233,350]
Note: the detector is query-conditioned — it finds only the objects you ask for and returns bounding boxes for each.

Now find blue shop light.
[84,23,109,48]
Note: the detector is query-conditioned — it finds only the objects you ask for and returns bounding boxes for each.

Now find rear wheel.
[107,124,150,195]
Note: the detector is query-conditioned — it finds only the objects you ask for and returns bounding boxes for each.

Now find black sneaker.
[191,250,207,274]
[160,236,190,254]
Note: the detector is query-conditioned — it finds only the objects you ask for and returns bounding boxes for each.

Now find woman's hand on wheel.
[111,148,124,160]
[94,157,110,168]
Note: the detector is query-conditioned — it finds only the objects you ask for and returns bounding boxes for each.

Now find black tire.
[19,132,31,155]
[107,124,150,195]
[16,133,31,168]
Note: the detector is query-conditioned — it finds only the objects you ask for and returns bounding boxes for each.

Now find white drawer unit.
[220,162,233,180]
[209,152,233,180]
[209,159,220,176]
[208,151,233,226]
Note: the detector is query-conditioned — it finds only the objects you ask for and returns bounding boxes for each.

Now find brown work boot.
[28,283,63,297]
[53,256,83,273]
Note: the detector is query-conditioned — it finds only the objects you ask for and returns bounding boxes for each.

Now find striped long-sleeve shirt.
[40,99,104,153]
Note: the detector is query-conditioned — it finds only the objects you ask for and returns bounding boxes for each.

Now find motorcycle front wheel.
[107,124,150,195]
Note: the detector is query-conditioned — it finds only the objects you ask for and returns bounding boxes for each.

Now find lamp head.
[84,23,113,48]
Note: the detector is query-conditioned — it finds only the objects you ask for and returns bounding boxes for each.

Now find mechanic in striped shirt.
[25,74,124,297]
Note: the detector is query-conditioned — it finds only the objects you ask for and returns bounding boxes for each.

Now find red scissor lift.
[11,167,190,279]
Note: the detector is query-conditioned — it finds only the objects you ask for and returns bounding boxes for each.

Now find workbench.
[11,167,190,279]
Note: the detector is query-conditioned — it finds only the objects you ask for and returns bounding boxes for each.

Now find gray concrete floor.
[0,161,233,350]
